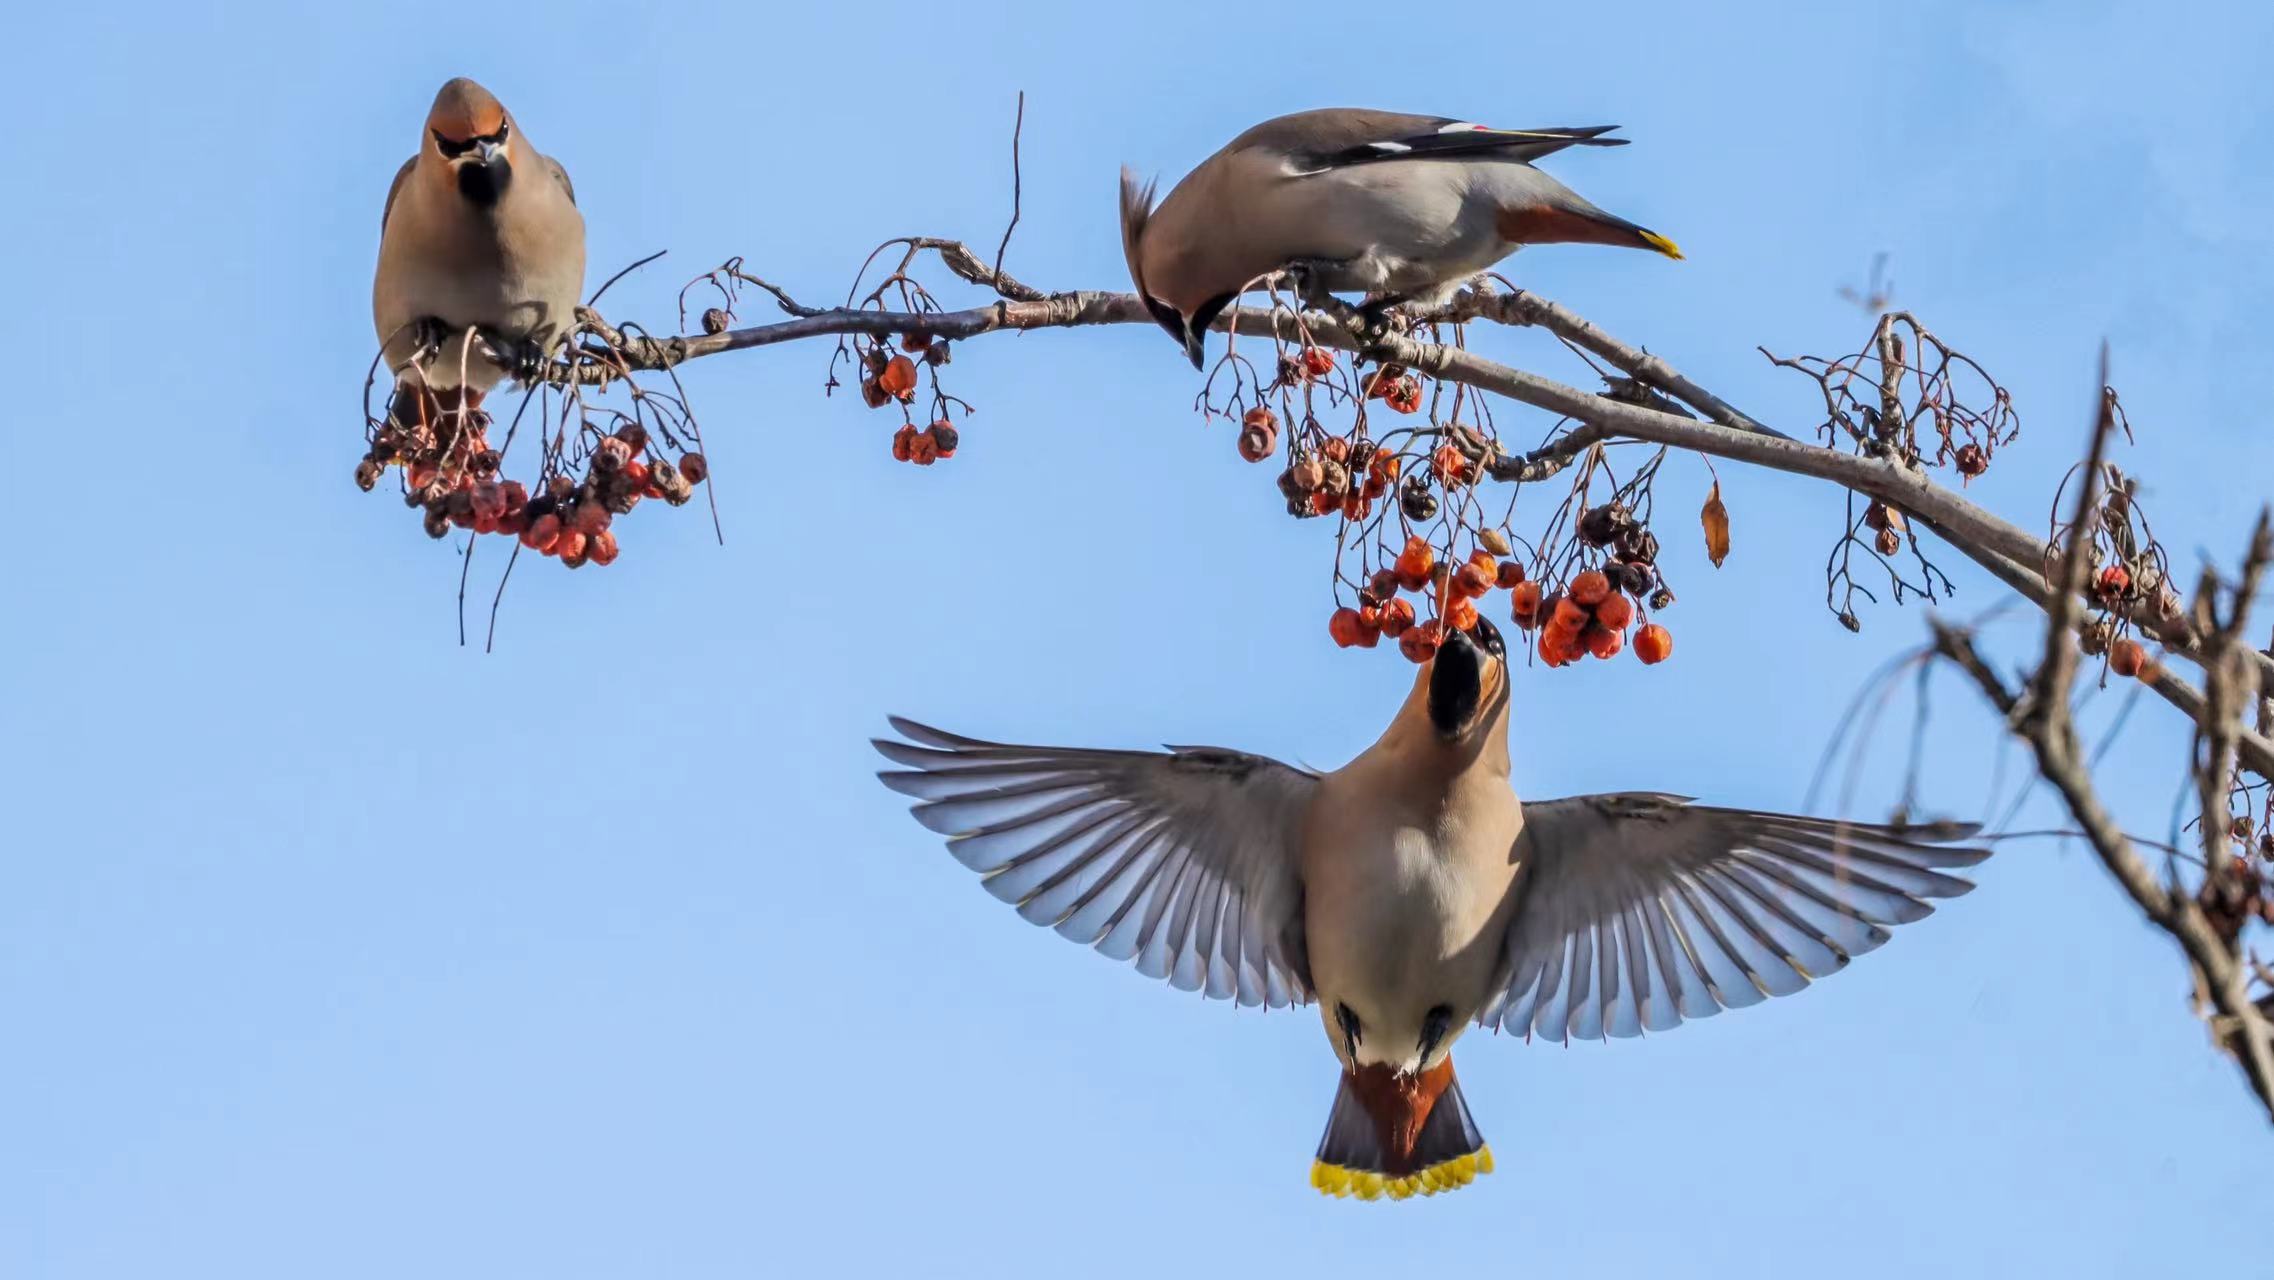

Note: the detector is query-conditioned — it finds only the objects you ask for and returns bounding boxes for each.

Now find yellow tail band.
[1639,230,1685,260]
[1309,1146,1495,1201]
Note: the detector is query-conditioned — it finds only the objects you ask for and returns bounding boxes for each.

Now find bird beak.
[1427,621,1505,742]
[467,139,507,168]
[1182,323,1207,370]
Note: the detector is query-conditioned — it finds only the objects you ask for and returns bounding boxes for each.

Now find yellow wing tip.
[1309,1148,1496,1202]
[1640,230,1685,261]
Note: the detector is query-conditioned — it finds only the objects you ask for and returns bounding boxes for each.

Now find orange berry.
[1570,570,1611,607]
[1353,607,1383,648]
[892,425,917,461]
[1301,347,1336,378]
[1369,453,1402,486]
[1509,581,1543,628]
[1341,491,1372,521]
[2096,564,2131,598]
[1446,596,1479,632]
[1395,536,1436,584]
[1378,598,1416,638]
[1552,597,1589,633]
[621,459,651,492]
[877,354,919,400]
[1237,409,1278,463]
[1594,592,1634,631]
[1322,436,1351,464]
[1585,625,1624,660]
[1311,489,1340,516]
[523,512,562,555]
[1454,561,1495,599]
[1398,619,1443,664]
[1329,607,1367,649]
[2109,637,2146,678]
[587,529,620,566]
[1495,560,1527,590]
[1538,631,1573,668]
[1384,376,1423,414]
[1431,443,1471,487]
[1634,623,1673,665]
[555,529,589,562]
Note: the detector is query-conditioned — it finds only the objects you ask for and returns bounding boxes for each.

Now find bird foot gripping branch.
[356,323,714,573]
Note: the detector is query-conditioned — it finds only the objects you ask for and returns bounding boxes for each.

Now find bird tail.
[1310,1060,1493,1201]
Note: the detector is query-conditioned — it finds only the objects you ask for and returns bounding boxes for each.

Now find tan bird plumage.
[1122,108,1682,367]
[875,619,1989,1201]
[374,77,585,402]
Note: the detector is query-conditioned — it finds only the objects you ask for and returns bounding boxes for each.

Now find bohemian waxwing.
[373,77,585,403]
[1121,109,1683,368]
[875,619,1987,1201]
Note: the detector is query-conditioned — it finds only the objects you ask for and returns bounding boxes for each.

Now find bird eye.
[432,130,471,159]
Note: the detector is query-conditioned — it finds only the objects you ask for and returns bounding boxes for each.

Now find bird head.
[1120,165,1231,370]
[425,77,516,207]
[1426,615,1507,742]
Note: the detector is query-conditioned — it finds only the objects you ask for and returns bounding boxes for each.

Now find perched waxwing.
[1121,109,1682,367]
[875,619,1988,1201]
[373,77,586,405]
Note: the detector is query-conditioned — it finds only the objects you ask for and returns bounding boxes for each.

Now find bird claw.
[507,337,554,386]
[409,316,448,359]
[1355,300,1405,346]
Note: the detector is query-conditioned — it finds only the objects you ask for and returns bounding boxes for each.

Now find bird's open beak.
[1427,619,1506,741]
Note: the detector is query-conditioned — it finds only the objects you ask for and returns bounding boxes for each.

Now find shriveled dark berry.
[702,307,731,335]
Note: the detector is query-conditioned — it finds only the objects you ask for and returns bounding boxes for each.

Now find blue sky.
[4,2,2270,1276]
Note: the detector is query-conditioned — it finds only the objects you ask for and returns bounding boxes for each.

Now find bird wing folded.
[875,717,1318,1008]
[1482,794,1987,1041]
[1256,110,1628,171]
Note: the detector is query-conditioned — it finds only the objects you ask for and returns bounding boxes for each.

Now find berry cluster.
[356,392,707,570]
[1261,416,1404,520]
[857,333,967,465]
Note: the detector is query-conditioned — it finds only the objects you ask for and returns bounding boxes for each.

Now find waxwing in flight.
[373,77,586,405]
[875,619,1987,1200]
[1121,109,1682,368]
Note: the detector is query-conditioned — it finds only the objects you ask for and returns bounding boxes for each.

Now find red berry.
[587,529,620,566]
[1594,593,1634,631]
[2109,637,2146,678]
[1634,623,1673,665]
[1300,347,1336,378]
[678,453,709,485]
[1399,619,1443,664]
[1570,570,1611,607]
[1509,581,1543,628]
[1378,598,1416,639]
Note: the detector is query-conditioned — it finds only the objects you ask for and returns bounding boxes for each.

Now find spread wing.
[874,717,1318,1008]
[1483,794,1987,1041]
